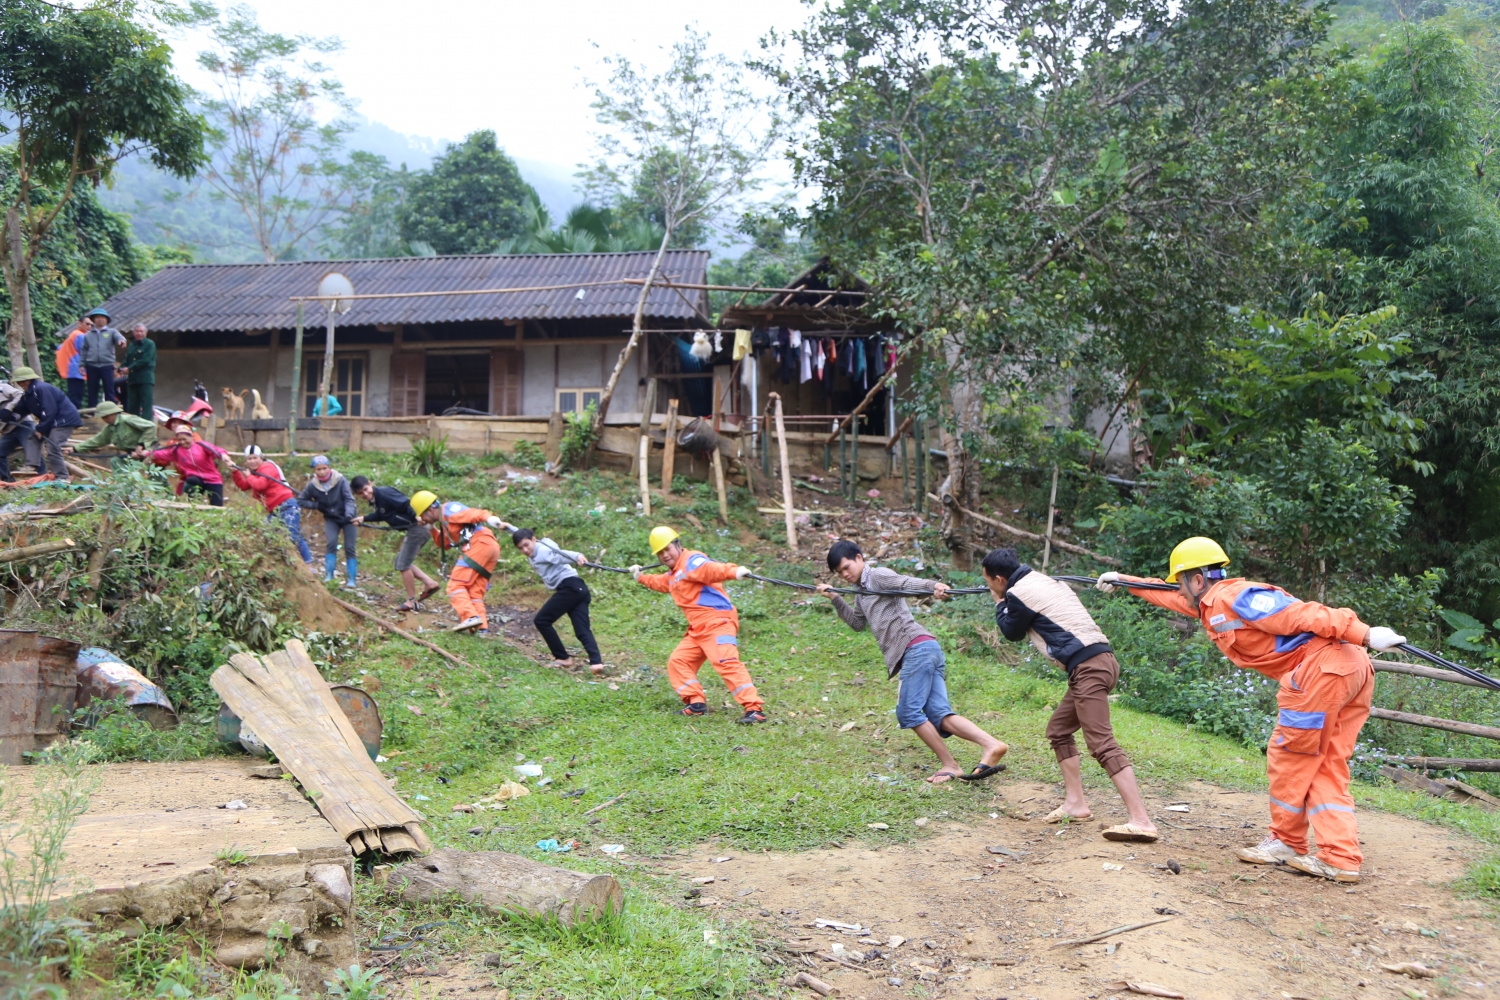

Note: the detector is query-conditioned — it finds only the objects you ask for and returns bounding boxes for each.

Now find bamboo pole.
[639,435,652,517]
[327,595,473,670]
[1369,706,1500,742]
[928,493,1122,565]
[661,399,678,494]
[770,393,796,551]
[0,539,76,563]
[1042,464,1060,571]
[1390,757,1500,772]
[629,378,657,479]
[712,449,728,525]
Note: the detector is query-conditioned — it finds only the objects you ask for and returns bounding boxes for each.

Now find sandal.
[926,768,963,785]
[1043,806,1092,824]
[1101,823,1160,843]
[418,583,441,603]
[958,762,1007,781]
[396,600,417,613]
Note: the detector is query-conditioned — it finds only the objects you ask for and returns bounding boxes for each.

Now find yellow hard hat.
[1167,536,1230,583]
[410,490,438,517]
[648,525,680,554]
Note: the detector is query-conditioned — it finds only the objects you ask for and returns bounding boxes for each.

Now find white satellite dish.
[317,271,354,314]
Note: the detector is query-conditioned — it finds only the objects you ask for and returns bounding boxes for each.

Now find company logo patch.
[1209,614,1227,626]
[1249,592,1280,614]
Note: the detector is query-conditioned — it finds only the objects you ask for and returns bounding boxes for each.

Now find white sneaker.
[1235,836,1297,865]
[1285,854,1361,883]
[451,616,483,632]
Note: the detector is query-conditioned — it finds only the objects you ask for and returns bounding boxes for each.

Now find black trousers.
[85,365,117,406]
[183,476,224,507]
[534,577,602,664]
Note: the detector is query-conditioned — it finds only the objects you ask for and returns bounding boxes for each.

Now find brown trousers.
[1047,651,1131,777]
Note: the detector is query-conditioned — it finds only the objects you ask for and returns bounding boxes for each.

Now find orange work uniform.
[430,502,501,629]
[637,549,763,711]
[1125,575,1373,870]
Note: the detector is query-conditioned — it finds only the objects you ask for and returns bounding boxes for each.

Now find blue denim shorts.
[895,640,953,735]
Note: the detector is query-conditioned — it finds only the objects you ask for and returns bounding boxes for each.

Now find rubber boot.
[344,557,358,589]
[323,553,337,582]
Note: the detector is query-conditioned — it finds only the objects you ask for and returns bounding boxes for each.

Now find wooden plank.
[1389,756,1500,772]
[210,640,426,854]
[1374,660,1492,689]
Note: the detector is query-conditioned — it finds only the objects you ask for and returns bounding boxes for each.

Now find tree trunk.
[936,338,983,570]
[587,229,672,465]
[3,207,41,373]
[392,849,624,925]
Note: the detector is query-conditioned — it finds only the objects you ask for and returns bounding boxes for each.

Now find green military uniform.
[73,404,158,469]
[122,336,156,418]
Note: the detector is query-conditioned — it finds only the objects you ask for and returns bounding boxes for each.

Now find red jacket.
[637,548,741,631]
[1126,575,1371,680]
[150,440,226,488]
[231,460,294,512]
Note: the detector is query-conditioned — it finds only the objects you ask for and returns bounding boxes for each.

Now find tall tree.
[583,27,781,441]
[396,131,536,255]
[320,153,415,259]
[194,3,360,261]
[0,0,204,370]
[775,0,1334,562]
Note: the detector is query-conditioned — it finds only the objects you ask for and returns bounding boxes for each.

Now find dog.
[250,389,272,420]
[222,388,247,421]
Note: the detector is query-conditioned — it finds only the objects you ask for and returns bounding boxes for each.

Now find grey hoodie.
[527,537,585,590]
[297,470,357,524]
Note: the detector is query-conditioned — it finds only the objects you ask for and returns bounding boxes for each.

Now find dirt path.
[662,779,1497,999]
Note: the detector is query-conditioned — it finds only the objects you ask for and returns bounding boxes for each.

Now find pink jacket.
[150,441,227,487]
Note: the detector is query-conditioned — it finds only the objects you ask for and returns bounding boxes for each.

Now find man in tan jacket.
[984,547,1158,842]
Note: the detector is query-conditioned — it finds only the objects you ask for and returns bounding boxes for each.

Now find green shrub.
[558,402,599,470]
[406,435,452,476]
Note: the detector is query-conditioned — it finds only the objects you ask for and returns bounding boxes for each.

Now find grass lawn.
[279,451,1500,998]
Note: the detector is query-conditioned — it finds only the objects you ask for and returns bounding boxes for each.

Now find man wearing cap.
[1098,537,1409,884]
[0,378,43,482]
[63,401,156,469]
[118,323,157,419]
[631,525,767,723]
[1,367,82,482]
[80,310,127,407]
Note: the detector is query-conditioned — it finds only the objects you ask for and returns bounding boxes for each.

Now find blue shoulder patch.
[442,501,469,516]
[1232,586,1298,622]
[685,553,710,570]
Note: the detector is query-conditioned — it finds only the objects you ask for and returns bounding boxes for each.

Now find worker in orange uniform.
[419,498,506,634]
[631,526,767,723]
[1097,537,1408,884]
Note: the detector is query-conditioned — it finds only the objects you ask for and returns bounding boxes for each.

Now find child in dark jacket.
[297,454,357,588]
[350,475,440,610]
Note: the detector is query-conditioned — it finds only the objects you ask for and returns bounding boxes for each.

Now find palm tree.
[495,197,666,253]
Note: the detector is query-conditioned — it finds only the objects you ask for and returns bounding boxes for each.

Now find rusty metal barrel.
[74,647,178,730]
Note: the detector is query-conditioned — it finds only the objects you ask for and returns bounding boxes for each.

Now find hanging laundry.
[713,330,724,354]
[789,329,803,348]
[868,334,886,378]
[815,339,827,379]
[690,331,713,362]
[777,329,797,384]
[853,338,867,388]
[733,328,752,361]
[799,340,814,382]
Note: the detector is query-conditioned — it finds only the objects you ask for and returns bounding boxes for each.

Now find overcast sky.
[171,0,813,180]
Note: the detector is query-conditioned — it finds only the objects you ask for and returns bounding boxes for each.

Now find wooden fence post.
[1042,463,1060,571]
[771,393,796,551]
[661,399,679,494]
[638,435,652,517]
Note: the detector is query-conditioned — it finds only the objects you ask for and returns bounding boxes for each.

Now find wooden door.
[390,352,425,417]
[489,349,522,416]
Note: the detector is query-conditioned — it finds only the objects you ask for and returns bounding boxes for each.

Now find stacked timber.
[211,640,430,856]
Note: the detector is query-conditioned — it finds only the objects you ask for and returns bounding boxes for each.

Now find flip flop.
[396,600,417,613]
[958,762,1007,781]
[1043,806,1093,824]
[926,768,963,785]
[1101,823,1160,843]
[418,584,441,603]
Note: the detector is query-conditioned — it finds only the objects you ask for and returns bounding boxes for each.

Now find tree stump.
[390,850,623,925]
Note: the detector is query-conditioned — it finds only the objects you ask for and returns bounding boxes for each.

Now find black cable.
[1056,574,1178,592]
[1394,643,1500,691]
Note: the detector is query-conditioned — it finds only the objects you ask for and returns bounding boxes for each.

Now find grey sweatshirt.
[527,537,585,589]
[829,565,940,677]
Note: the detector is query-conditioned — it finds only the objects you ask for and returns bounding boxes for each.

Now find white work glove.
[1096,571,1121,593]
[734,566,753,580]
[485,515,504,529]
[628,564,643,578]
[1366,626,1407,651]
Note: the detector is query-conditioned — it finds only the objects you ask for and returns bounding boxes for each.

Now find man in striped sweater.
[983,547,1158,842]
[818,539,1008,785]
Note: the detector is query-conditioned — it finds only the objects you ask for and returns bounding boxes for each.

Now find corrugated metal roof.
[91,251,710,334]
